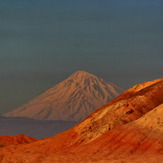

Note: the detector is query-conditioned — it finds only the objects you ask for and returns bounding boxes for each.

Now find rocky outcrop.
[0,134,36,147]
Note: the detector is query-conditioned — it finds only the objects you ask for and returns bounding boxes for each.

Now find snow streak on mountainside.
[4,71,123,121]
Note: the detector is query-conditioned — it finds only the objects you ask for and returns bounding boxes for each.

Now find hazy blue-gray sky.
[0,0,163,114]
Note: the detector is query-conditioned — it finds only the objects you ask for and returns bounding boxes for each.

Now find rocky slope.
[0,78,162,163]
[4,71,123,121]
[72,78,163,144]
[72,103,163,155]
[0,134,36,147]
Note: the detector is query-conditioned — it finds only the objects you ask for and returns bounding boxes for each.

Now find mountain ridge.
[4,71,123,121]
[0,78,163,163]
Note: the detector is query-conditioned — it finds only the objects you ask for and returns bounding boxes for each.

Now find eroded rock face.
[76,103,163,152]
[4,71,123,121]
[73,78,163,144]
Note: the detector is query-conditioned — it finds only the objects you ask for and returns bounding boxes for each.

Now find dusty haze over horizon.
[0,0,163,114]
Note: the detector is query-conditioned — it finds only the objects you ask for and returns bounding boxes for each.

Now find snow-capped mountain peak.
[4,71,123,121]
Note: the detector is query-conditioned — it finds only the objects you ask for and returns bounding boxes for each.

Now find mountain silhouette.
[4,71,123,121]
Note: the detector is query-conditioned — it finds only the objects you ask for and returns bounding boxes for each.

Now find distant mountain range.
[0,116,77,139]
[4,71,123,121]
[0,78,162,163]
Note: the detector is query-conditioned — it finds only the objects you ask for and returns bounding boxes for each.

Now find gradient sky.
[0,0,163,114]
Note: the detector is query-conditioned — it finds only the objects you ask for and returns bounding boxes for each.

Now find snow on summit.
[4,71,123,121]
